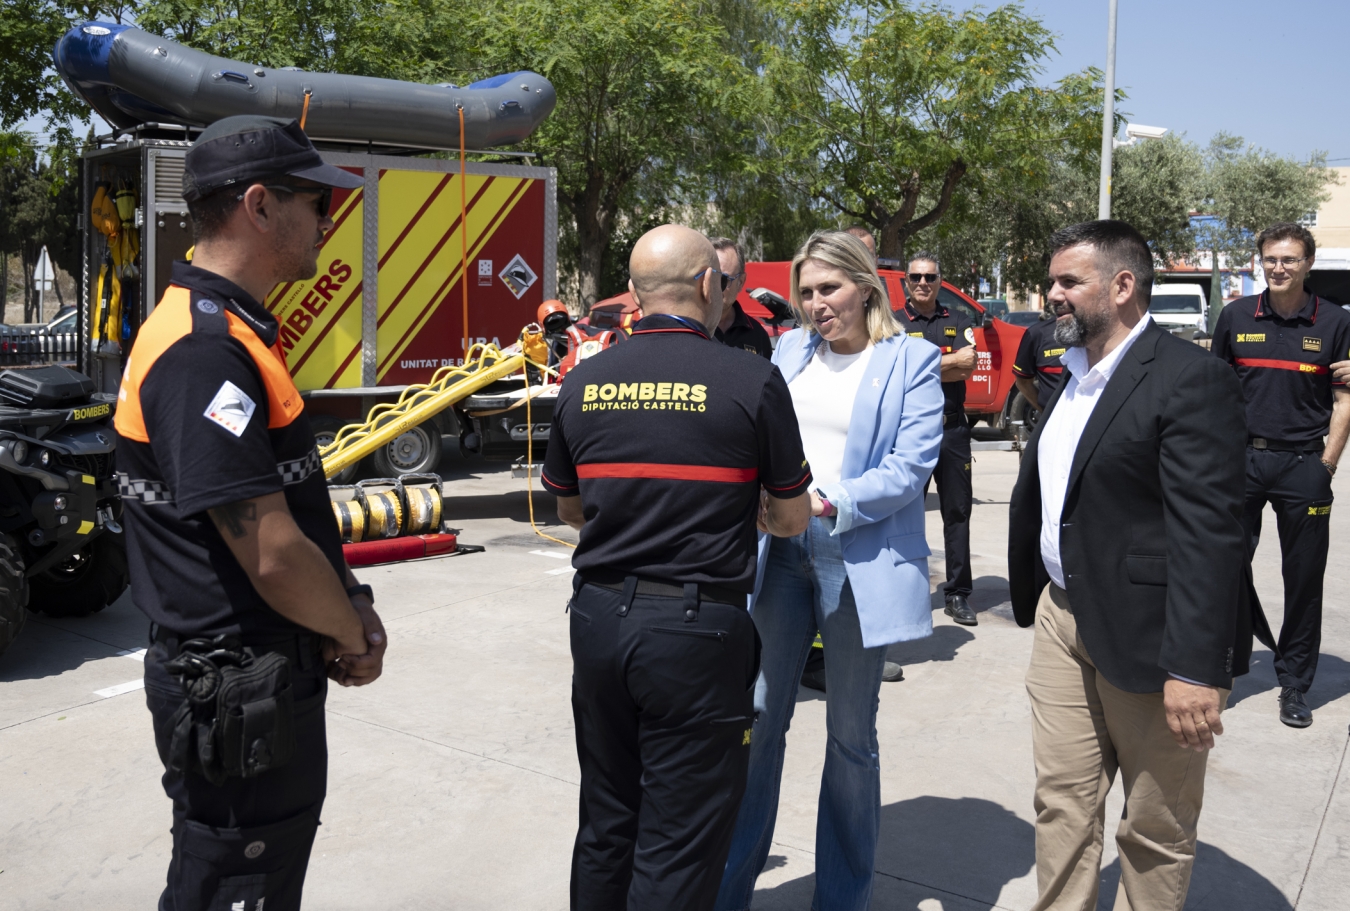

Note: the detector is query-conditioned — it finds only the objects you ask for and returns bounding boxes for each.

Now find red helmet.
[537,299,571,334]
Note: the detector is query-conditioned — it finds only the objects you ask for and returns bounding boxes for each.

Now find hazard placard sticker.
[478,258,493,286]
[203,381,256,437]
[499,254,537,299]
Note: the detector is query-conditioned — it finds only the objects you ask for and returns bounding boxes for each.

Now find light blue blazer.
[751,328,944,648]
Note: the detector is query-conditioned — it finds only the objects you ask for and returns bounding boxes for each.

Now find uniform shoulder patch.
[1303,337,1322,352]
[203,380,256,437]
[964,327,976,345]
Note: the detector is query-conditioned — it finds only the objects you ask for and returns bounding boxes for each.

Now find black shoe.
[1279,687,1312,728]
[944,595,977,626]
[882,661,904,683]
[800,666,827,693]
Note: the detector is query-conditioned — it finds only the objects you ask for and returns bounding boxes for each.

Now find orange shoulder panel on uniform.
[225,314,304,429]
[112,285,306,441]
[113,286,194,443]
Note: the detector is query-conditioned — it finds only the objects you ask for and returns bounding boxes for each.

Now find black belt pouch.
[168,640,297,785]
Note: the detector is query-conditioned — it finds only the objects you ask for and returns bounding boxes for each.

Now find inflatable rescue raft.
[54,22,556,149]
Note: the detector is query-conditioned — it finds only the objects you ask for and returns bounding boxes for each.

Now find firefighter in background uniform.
[896,252,979,626]
[710,237,773,359]
[115,116,385,910]
[543,225,812,911]
[1212,222,1350,729]
[1011,313,1066,411]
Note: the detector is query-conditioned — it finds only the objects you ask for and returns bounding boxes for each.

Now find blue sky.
[951,0,1349,162]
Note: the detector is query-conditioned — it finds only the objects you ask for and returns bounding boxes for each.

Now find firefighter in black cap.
[1212,222,1350,729]
[114,116,384,910]
[543,224,812,910]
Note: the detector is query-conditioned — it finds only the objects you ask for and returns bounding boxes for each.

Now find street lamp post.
[1098,0,1119,220]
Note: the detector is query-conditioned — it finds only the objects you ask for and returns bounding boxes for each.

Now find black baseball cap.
[182,115,364,202]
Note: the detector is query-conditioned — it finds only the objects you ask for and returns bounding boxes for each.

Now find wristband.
[1322,460,1337,477]
[814,488,835,518]
[346,583,374,602]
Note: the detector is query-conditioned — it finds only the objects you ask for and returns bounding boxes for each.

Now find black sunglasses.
[259,183,333,218]
[694,267,732,292]
[907,273,939,284]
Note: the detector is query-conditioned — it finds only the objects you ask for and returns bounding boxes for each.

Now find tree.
[462,0,756,306]
[1,132,78,320]
[1,0,135,130]
[760,0,1103,261]
[914,133,1217,301]
[1202,132,1337,262]
[133,0,434,79]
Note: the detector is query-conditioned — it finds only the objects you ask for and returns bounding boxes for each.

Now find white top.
[1037,315,1153,588]
[788,341,875,488]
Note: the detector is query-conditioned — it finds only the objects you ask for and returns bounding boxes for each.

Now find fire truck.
[59,22,559,482]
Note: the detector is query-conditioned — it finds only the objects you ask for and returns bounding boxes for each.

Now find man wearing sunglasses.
[710,237,772,359]
[114,115,383,910]
[1211,222,1350,729]
[896,252,980,626]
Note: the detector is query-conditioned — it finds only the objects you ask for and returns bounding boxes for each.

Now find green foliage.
[459,0,757,305]
[761,0,1103,260]
[1,131,80,318]
[1201,132,1337,261]
[133,0,440,78]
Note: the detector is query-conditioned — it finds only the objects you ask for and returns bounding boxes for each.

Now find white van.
[1149,284,1207,334]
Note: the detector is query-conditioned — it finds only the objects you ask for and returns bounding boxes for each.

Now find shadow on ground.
[925,575,1014,624]
[1096,841,1291,910]
[749,796,1033,909]
[0,593,142,682]
[1229,648,1350,712]
[749,797,1288,911]
[887,624,976,667]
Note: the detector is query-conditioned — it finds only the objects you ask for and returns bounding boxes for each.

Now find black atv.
[0,366,128,660]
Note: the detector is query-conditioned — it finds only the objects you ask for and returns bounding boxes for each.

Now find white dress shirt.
[1038,314,1153,588]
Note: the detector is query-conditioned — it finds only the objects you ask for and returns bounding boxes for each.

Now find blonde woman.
[716,231,944,911]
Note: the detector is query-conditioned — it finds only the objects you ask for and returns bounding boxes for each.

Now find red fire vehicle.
[581,263,1032,435]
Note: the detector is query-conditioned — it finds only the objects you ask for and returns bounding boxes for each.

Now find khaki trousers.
[1025,584,1227,911]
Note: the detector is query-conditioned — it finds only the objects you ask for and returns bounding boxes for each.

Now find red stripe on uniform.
[576,463,758,483]
[1234,358,1327,375]
[1042,366,1064,373]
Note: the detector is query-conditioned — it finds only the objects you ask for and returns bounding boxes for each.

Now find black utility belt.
[152,625,319,785]
[1249,437,1324,453]
[582,571,746,607]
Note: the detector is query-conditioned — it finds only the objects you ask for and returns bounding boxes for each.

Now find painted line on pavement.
[545,567,572,575]
[530,549,570,560]
[118,647,146,661]
[94,679,145,699]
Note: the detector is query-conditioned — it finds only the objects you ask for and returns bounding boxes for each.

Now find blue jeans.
[715,518,888,911]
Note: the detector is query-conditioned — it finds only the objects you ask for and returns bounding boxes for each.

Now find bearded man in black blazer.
[1008,221,1250,910]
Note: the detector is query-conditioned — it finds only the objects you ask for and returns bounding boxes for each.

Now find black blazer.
[1008,320,1251,692]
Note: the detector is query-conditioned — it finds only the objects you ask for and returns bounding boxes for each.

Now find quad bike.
[0,366,127,661]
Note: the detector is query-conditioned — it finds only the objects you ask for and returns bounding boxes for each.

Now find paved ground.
[2,444,1348,909]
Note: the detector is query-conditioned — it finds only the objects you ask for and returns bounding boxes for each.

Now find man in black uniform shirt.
[115,116,386,910]
[1011,313,1065,412]
[895,252,979,625]
[1212,222,1350,729]
[544,224,812,910]
[710,237,772,358]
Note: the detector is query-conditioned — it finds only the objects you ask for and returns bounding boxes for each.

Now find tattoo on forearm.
[209,502,258,539]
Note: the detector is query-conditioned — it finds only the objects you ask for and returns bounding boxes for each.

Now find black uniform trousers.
[568,578,759,911]
[144,629,329,911]
[924,416,973,599]
[1243,446,1334,694]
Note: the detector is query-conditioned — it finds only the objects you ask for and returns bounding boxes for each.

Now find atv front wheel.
[0,533,30,660]
[30,532,128,618]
